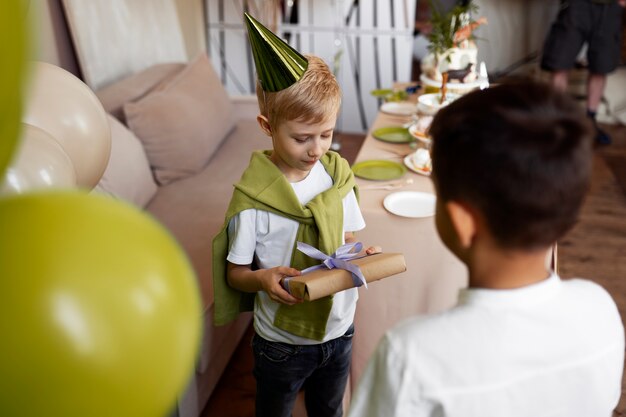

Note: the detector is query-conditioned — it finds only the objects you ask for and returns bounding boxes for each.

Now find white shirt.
[348,274,625,417]
[227,161,366,344]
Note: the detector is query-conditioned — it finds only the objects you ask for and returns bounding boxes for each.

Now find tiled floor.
[202,125,626,417]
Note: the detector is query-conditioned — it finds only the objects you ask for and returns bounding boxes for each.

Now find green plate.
[372,126,413,143]
[370,88,393,97]
[352,160,407,181]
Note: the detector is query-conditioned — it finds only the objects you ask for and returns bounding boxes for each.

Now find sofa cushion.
[146,119,268,309]
[124,53,236,185]
[93,115,158,207]
[95,63,186,125]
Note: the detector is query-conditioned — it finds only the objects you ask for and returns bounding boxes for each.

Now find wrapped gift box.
[286,252,406,301]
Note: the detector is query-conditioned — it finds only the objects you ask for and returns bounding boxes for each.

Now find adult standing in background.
[541,0,626,145]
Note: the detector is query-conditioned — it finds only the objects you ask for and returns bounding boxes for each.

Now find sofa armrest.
[230,95,259,122]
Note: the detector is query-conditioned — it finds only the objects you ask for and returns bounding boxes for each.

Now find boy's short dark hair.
[430,80,594,250]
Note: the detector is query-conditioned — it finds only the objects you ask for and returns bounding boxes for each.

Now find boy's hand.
[345,232,382,256]
[364,246,382,255]
[260,266,303,305]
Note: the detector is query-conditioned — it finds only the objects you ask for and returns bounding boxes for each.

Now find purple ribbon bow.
[282,241,368,294]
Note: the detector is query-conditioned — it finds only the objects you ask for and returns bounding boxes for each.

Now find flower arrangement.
[426,0,480,59]
[426,0,485,102]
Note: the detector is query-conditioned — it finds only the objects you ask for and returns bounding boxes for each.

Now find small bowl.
[417,92,461,116]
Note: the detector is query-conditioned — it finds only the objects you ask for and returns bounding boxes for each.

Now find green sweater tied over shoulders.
[212,150,357,341]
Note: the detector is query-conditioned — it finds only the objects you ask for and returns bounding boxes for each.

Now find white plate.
[383,191,436,218]
[380,101,416,116]
[403,155,431,176]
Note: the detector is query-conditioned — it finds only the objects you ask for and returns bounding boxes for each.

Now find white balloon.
[23,62,111,189]
[0,124,77,195]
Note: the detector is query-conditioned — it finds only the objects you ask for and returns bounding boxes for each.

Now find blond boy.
[213,22,377,415]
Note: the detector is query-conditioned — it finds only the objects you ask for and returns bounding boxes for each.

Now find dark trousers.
[252,325,354,417]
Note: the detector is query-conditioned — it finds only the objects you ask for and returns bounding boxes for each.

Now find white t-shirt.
[227,161,366,344]
[348,274,625,417]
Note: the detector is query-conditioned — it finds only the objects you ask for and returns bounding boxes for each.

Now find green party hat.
[244,12,308,92]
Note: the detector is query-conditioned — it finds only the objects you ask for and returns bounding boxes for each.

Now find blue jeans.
[252,324,354,417]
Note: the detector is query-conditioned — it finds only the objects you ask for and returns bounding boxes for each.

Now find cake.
[420,2,487,90]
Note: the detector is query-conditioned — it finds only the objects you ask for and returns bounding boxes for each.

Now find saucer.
[408,123,432,145]
[403,154,431,176]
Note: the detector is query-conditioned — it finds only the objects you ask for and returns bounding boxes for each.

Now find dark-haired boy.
[347,81,625,417]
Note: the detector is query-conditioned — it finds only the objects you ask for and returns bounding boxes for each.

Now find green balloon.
[0,191,202,417]
[0,2,29,178]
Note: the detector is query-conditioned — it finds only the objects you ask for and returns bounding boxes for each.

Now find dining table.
[348,93,467,389]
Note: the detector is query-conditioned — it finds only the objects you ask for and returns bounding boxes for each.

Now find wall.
[29,0,568,128]
[30,0,560,80]
[205,0,561,132]
[174,0,207,59]
[473,0,558,77]
[29,0,206,76]
[206,0,418,133]
[29,0,80,76]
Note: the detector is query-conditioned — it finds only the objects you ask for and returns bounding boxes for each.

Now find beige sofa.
[93,53,267,417]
